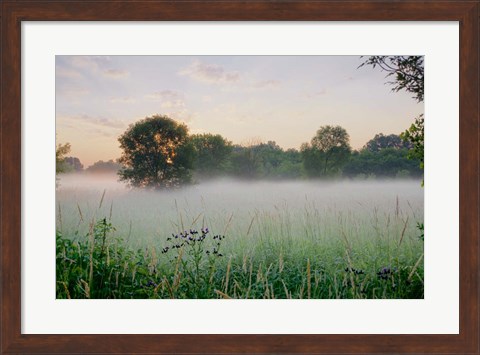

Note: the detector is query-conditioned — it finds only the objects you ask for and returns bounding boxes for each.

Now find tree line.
[57,114,422,189]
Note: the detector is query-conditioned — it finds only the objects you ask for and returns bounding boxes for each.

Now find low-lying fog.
[56,173,424,247]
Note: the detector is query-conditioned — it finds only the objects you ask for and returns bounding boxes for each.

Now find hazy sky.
[56,56,423,167]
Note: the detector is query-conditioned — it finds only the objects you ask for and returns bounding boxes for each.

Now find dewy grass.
[56,180,424,299]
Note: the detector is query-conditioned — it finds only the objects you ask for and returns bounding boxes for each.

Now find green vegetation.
[360,56,424,173]
[344,149,421,179]
[301,125,351,177]
[56,182,424,299]
[56,142,71,174]
[118,115,195,189]
[401,114,424,170]
[56,55,425,299]
[58,129,421,182]
[191,133,233,178]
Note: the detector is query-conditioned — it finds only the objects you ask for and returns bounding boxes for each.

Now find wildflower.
[377,266,393,280]
[145,280,157,287]
[344,267,364,275]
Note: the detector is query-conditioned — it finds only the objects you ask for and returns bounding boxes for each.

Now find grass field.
[56,177,424,299]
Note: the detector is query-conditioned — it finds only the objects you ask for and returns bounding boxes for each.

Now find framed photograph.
[1,1,478,354]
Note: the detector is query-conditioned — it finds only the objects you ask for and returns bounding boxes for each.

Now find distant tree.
[228,141,305,180]
[56,142,71,174]
[64,157,84,172]
[364,133,411,153]
[86,159,122,174]
[360,56,424,176]
[343,148,422,178]
[191,133,233,177]
[118,115,194,189]
[276,148,304,179]
[229,138,263,179]
[254,141,284,177]
[301,125,351,177]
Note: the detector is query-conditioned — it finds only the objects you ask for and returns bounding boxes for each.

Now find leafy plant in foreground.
[161,228,226,298]
[56,218,155,299]
[416,222,424,241]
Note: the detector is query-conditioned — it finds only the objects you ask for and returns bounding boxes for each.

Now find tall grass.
[56,179,424,299]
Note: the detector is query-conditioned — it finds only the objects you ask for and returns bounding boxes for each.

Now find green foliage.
[118,115,194,189]
[360,56,424,176]
[228,142,263,179]
[56,142,71,174]
[161,228,226,298]
[250,141,284,177]
[57,187,424,299]
[417,223,424,241]
[400,114,424,170]
[274,148,304,179]
[359,56,424,102]
[56,218,155,299]
[78,113,424,187]
[301,125,351,177]
[343,148,422,178]
[228,142,304,180]
[191,133,233,178]
[364,133,411,153]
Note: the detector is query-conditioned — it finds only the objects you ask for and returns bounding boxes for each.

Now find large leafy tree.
[360,56,424,172]
[191,133,233,177]
[301,125,351,177]
[118,115,194,189]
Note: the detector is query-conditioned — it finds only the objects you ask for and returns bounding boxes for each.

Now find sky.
[56,56,423,168]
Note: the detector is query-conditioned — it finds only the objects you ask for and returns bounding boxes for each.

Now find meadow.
[56,175,424,299]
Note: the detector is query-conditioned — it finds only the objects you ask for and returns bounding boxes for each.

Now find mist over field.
[55,55,425,299]
[56,173,423,247]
